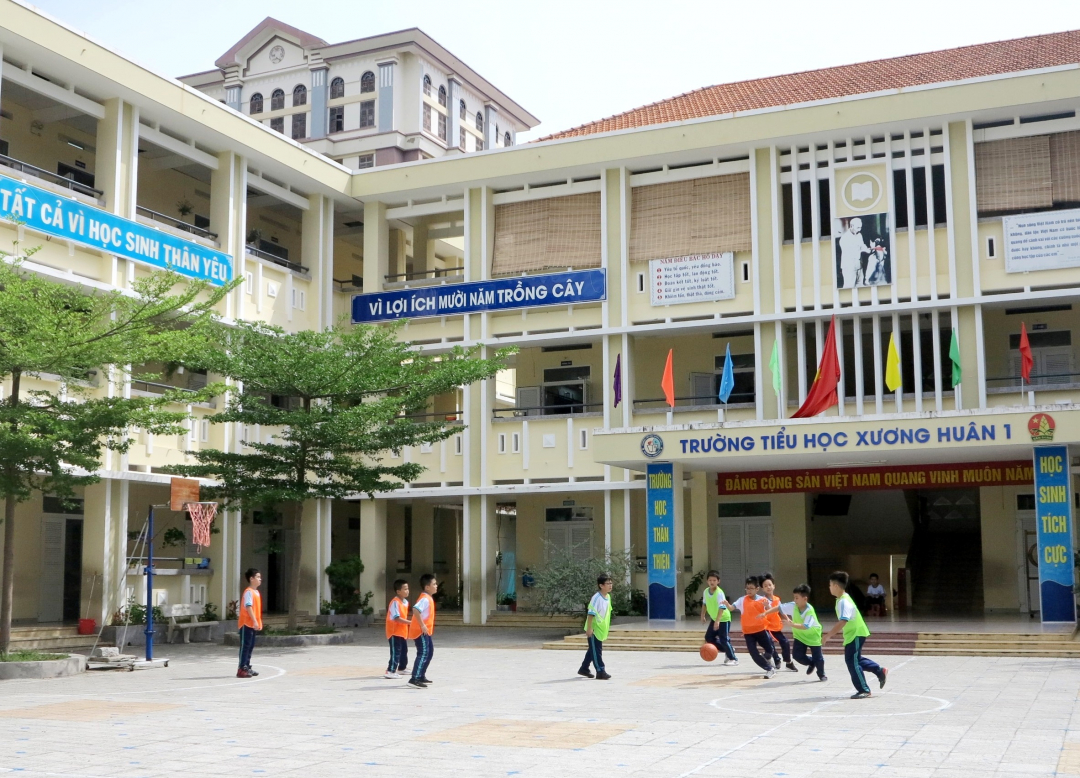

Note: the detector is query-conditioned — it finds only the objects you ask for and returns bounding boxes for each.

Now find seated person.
[865,573,887,616]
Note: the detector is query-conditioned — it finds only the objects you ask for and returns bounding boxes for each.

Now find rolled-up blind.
[492,192,601,276]
[630,173,751,262]
[1050,130,1080,204]
[974,136,1053,212]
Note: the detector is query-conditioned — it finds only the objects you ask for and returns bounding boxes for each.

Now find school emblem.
[640,434,664,458]
[1028,413,1055,442]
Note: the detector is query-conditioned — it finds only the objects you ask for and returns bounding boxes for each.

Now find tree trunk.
[287,502,303,632]
[0,493,15,655]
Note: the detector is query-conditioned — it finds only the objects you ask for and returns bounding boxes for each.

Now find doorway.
[715,501,774,600]
[39,511,84,623]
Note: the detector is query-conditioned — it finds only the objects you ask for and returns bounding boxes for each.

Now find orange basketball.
[700,643,719,662]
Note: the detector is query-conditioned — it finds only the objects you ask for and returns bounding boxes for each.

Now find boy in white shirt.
[866,573,886,616]
[578,574,613,680]
[763,583,826,681]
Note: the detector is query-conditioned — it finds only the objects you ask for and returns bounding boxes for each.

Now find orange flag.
[792,316,841,418]
[661,349,675,407]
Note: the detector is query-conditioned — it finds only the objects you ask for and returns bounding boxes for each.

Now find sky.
[26,0,1080,139]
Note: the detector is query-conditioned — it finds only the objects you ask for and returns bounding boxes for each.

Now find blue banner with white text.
[1033,444,1076,623]
[351,268,606,323]
[647,462,676,620]
[0,173,232,285]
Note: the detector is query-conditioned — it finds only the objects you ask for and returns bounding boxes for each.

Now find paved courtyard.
[2,628,1080,777]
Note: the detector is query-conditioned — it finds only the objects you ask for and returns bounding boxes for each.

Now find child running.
[237,568,262,678]
[384,579,411,679]
[760,573,797,672]
[700,570,737,665]
[407,574,438,690]
[822,570,887,699]
[729,576,776,678]
[578,573,613,680]
[763,583,826,681]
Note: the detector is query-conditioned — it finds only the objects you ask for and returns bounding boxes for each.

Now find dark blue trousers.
[743,631,775,671]
[411,634,433,681]
[844,635,882,693]
[387,635,408,672]
[580,635,605,673]
[705,621,737,661]
[769,630,792,664]
[792,639,825,678]
[238,626,256,669]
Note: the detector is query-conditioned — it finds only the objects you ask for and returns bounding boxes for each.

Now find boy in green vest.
[699,570,737,664]
[763,583,825,681]
[578,573,613,680]
[822,570,887,699]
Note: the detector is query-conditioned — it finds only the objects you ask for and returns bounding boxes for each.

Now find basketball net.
[185,502,218,550]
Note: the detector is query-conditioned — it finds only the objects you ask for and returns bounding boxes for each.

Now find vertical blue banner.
[646,463,676,620]
[1033,444,1076,623]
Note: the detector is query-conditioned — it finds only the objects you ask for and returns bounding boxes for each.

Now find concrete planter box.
[213,620,239,641]
[223,630,355,648]
[0,653,86,681]
[100,624,167,648]
[316,613,373,628]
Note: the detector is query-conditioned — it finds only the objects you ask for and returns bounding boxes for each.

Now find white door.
[718,519,774,599]
[545,522,593,562]
[38,517,65,623]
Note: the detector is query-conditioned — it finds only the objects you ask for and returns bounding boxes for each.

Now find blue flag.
[718,343,735,403]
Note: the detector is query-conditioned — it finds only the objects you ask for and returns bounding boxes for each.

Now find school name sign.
[351,269,606,323]
[0,174,233,285]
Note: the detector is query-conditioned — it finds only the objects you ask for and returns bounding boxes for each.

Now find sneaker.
[773,658,781,669]
[407,679,426,689]
[850,691,871,699]
[419,677,433,684]
[805,664,815,676]
[764,668,776,679]
[723,658,738,666]
[595,671,612,680]
[384,672,399,679]
[236,669,252,678]
[879,667,888,689]
[819,675,828,682]
[247,669,259,677]
[577,668,594,678]
[786,662,798,672]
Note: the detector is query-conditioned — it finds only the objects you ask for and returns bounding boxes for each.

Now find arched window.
[504,131,511,147]
[293,84,307,106]
[459,100,467,120]
[360,71,375,93]
[330,77,345,99]
[271,89,285,111]
[249,93,264,114]
[423,75,431,96]
[438,85,447,107]
[475,112,484,132]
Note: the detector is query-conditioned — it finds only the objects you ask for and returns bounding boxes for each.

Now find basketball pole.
[144,503,171,664]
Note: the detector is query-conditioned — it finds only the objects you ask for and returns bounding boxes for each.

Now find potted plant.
[498,594,517,612]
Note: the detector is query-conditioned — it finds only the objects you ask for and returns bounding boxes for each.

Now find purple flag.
[613,354,622,408]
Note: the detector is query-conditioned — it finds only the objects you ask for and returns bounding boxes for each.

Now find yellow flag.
[885,332,902,392]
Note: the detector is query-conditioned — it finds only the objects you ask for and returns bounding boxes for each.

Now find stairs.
[914,632,1080,658]
[543,629,917,655]
[429,610,581,629]
[262,613,320,630]
[8,625,98,652]
[910,530,984,614]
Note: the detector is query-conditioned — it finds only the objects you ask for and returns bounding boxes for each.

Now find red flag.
[661,349,675,407]
[1019,322,1034,383]
[792,316,841,418]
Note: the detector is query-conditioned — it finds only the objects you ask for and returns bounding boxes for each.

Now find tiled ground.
[2,629,1080,777]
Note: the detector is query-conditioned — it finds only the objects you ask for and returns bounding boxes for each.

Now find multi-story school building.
[1,0,1079,630]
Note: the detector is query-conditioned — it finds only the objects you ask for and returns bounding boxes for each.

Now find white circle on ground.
[709,686,950,718]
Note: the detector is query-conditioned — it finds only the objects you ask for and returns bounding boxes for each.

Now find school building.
[1,1,1079,635]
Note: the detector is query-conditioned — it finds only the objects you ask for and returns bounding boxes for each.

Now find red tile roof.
[539,30,1080,141]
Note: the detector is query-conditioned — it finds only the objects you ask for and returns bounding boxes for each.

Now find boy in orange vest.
[237,568,262,678]
[761,573,797,672]
[407,574,438,690]
[384,579,411,679]
[729,575,777,679]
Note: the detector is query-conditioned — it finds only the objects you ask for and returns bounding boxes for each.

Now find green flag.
[949,329,962,388]
[769,339,781,397]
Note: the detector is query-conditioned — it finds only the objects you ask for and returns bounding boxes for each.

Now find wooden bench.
[161,604,220,644]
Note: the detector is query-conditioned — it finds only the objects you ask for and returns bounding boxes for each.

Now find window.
[249,93,263,114]
[330,77,345,100]
[270,116,284,134]
[291,112,306,140]
[438,85,447,107]
[244,271,253,295]
[271,89,285,111]
[544,506,593,562]
[359,100,375,128]
[423,75,431,96]
[781,179,833,241]
[459,128,466,151]
[504,131,511,147]
[329,106,344,133]
[438,112,447,141]
[459,99,467,120]
[705,353,755,403]
[358,154,374,169]
[423,105,431,133]
[292,288,305,310]
[512,432,521,453]
[199,419,209,443]
[892,165,948,228]
[1009,330,1073,385]
[293,85,307,106]
[498,433,506,453]
[476,138,484,152]
[475,112,484,132]
[360,71,375,93]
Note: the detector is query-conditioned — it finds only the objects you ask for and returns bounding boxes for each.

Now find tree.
[530,543,636,617]
[167,320,510,630]
[0,238,233,654]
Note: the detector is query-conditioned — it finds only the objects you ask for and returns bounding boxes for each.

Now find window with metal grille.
[475,112,484,132]
[361,71,375,93]
[271,89,284,110]
[438,112,446,141]
[291,112,306,140]
[423,75,431,96]
[459,99,467,119]
[330,77,345,99]
[249,93,263,114]
[360,100,375,128]
[358,154,374,169]
[270,116,284,133]
[293,85,307,106]
[329,106,344,133]
[438,85,447,106]
[423,105,431,132]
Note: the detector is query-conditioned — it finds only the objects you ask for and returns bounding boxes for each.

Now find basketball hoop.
[185,502,218,549]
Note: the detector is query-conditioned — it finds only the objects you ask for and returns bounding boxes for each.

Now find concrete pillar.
[96,98,139,286]
[363,201,389,293]
[210,151,246,320]
[299,499,332,615]
[302,193,334,328]
[462,494,486,624]
[690,471,709,575]
[359,499,387,613]
[484,104,498,149]
[389,229,407,280]
[447,77,462,151]
[223,66,242,112]
[82,479,127,626]
[411,220,437,277]
[309,65,329,140]
[377,60,396,134]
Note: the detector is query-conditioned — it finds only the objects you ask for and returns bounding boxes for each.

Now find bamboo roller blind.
[629,173,751,262]
[491,192,601,276]
[974,136,1053,212]
[1050,130,1080,204]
